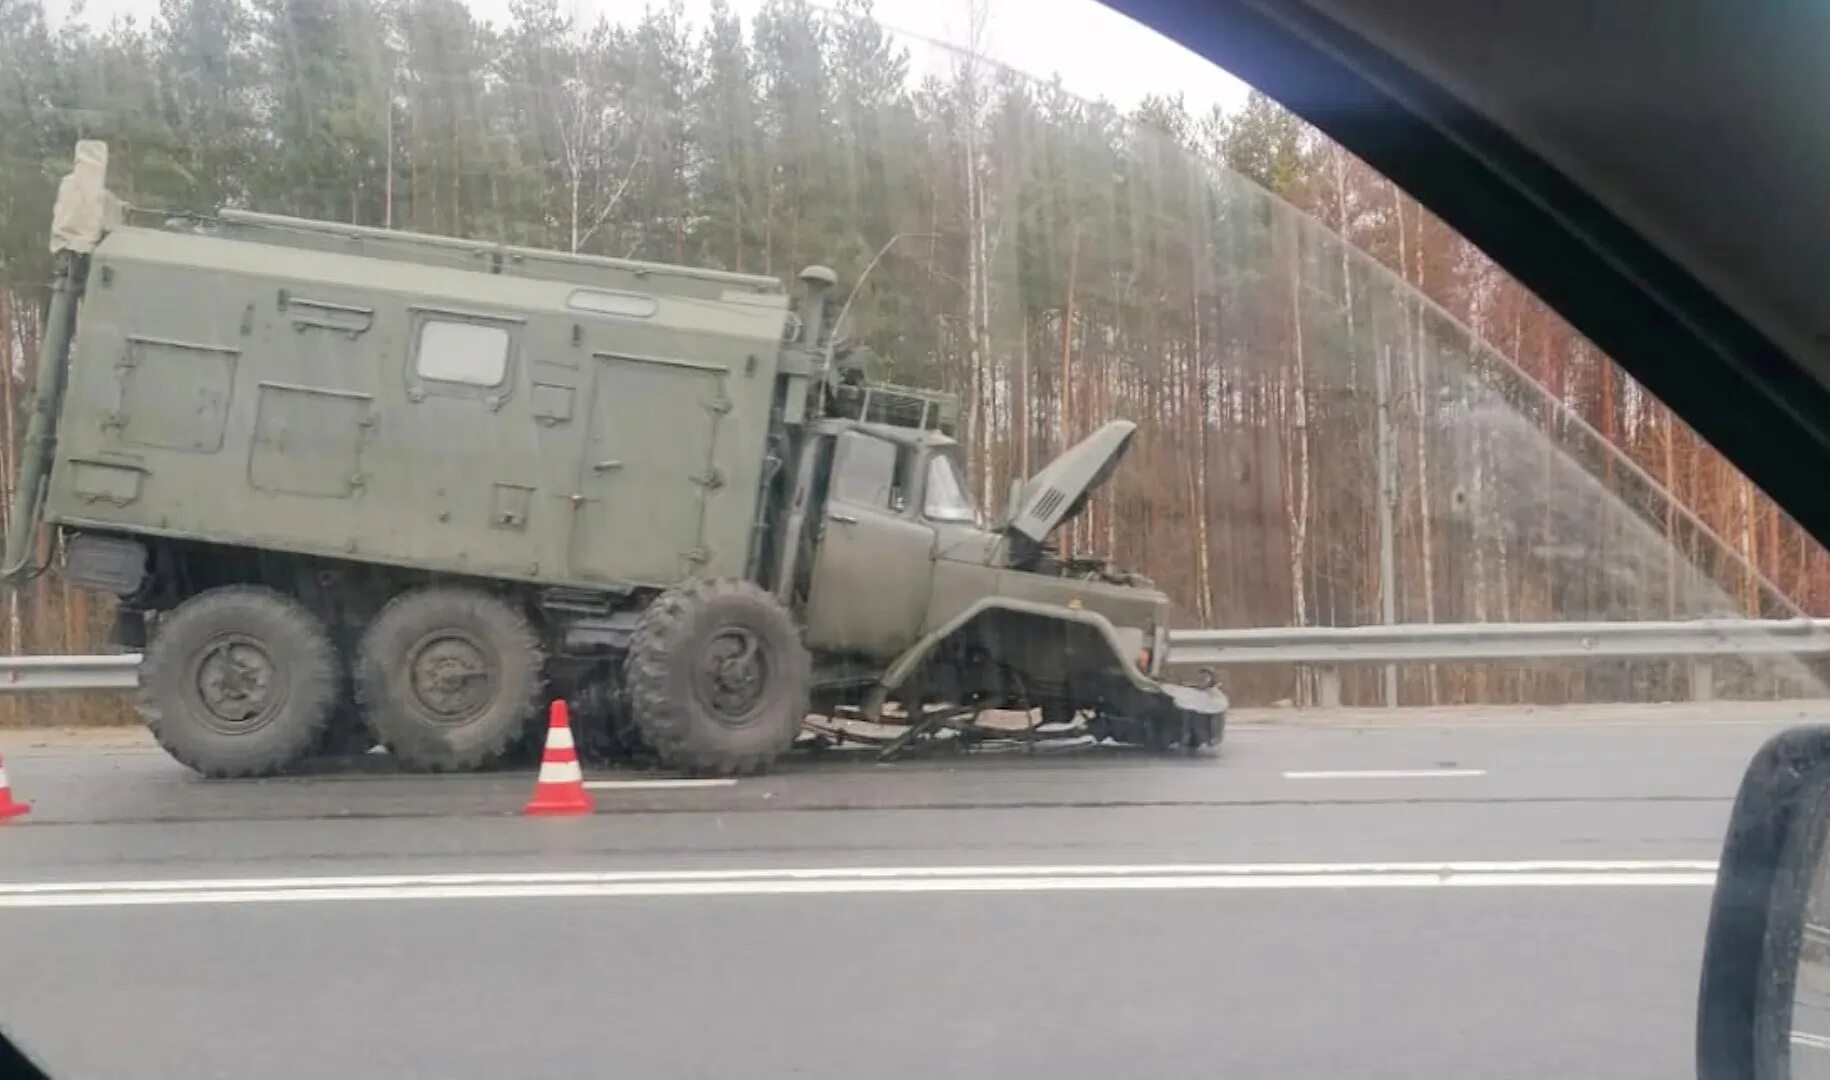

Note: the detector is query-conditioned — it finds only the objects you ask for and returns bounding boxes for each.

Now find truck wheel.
[624,579,810,775]
[355,586,546,772]
[137,586,339,778]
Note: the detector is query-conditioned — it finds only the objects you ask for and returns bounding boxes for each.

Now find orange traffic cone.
[0,753,29,820]
[524,700,593,816]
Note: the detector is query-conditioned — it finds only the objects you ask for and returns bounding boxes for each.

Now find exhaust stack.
[4,141,120,580]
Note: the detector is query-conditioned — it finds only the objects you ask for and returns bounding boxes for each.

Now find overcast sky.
[44,0,1252,117]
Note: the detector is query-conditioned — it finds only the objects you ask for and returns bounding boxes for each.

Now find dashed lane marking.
[583,779,739,790]
[1282,768,1488,780]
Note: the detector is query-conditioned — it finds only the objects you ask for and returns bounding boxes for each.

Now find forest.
[0,0,1823,717]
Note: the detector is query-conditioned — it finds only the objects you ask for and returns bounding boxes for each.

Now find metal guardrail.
[0,654,141,692]
[1165,619,1830,663]
[6,617,1830,704]
[1163,619,1830,705]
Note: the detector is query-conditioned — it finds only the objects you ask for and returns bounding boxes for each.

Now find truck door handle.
[592,459,623,472]
[829,511,859,525]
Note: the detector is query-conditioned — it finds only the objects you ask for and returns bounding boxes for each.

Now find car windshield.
[0,1,1816,1078]
[924,454,977,522]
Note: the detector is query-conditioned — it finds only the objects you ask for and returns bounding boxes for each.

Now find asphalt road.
[0,704,1817,1078]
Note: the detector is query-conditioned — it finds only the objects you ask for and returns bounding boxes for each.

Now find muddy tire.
[138,585,339,778]
[355,586,545,772]
[623,579,810,775]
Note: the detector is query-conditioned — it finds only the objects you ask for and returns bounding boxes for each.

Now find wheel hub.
[697,627,768,723]
[195,639,276,724]
[409,635,494,719]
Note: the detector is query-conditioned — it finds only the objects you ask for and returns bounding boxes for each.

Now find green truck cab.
[6,143,1225,777]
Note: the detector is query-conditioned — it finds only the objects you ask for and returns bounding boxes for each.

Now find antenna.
[827,232,938,367]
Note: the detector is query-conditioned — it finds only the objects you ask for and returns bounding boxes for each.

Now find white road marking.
[0,860,1716,909]
[582,778,738,790]
[1282,768,1488,779]
[1794,1031,1830,1052]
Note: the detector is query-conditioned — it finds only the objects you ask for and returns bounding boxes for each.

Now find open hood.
[1002,420,1137,543]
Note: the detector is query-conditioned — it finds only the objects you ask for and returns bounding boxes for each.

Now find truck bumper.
[1095,679,1227,749]
[1160,682,1228,747]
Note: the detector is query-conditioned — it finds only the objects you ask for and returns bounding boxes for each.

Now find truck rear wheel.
[624,579,810,775]
[138,586,340,778]
[355,586,546,772]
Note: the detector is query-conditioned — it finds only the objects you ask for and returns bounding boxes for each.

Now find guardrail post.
[1692,660,1715,702]
[1317,667,1342,708]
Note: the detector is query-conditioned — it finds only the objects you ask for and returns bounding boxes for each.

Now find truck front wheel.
[138,586,340,777]
[624,579,810,775]
[355,586,546,772]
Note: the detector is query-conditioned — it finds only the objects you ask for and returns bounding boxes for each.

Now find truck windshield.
[924,455,977,523]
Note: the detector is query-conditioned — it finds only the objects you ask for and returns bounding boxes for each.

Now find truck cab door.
[803,430,934,658]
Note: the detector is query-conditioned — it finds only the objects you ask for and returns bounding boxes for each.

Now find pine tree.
[687,0,759,271]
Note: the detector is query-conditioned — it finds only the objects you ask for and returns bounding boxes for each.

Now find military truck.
[4,143,1225,777]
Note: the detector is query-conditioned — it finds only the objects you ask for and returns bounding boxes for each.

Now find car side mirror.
[1699,725,1830,1078]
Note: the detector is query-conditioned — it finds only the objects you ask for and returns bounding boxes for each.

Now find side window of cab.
[831,431,906,512]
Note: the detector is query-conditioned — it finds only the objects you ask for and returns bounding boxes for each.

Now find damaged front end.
[810,596,1227,759]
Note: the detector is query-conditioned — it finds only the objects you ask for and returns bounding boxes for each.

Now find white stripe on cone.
[536,759,583,785]
[544,726,575,751]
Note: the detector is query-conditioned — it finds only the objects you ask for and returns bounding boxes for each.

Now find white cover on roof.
[49,141,124,255]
